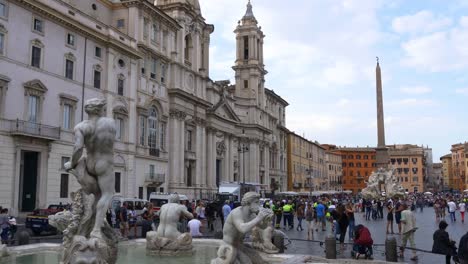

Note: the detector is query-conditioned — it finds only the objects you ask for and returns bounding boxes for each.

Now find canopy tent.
[424,192,433,195]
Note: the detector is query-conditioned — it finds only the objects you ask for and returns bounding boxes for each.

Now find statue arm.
[70,129,84,169]
[232,212,263,234]
[182,208,194,220]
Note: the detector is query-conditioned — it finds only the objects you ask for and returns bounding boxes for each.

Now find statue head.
[168,193,180,203]
[84,98,106,117]
[241,192,261,213]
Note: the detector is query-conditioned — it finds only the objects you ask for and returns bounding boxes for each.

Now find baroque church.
[0,0,288,214]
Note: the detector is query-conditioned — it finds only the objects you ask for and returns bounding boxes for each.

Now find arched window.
[148,106,158,156]
[184,34,192,64]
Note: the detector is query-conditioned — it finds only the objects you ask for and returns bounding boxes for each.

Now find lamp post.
[238,142,249,184]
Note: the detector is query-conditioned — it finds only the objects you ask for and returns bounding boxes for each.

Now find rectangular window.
[151,58,157,79]
[143,18,149,38]
[33,18,43,33]
[187,130,192,151]
[65,59,74,79]
[0,33,4,55]
[63,104,72,129]
[152,23,158,41]
[139,116,146,146]
[0,2,6,18]
[116,19,125,28]
[94,70,101,89]
[117,78,124,96]
[160,122,166,150]
[243,36,249,60]
[60,173,69,198]
[244,80,249,89]
[31,46,41,68]
[115,172,121,193]
[161,63,166,83]
[28,95,39,123]
[95,46,102,58]
[149,164,155,175]
[66,33,75,46]
[61,157,70,170]
[115,118,123,140]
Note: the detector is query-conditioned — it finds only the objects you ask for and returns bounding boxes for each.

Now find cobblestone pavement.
[281,206,466,263]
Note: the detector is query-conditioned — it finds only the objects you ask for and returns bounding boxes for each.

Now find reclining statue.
[146,193,194,255]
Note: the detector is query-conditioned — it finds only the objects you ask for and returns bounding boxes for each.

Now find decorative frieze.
[169,109,187,120]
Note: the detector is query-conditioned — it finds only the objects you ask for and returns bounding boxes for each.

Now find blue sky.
[199,0,468,162]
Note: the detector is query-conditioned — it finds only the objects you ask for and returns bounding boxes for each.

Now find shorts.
[120,222,129,229]
[317,216,325,224]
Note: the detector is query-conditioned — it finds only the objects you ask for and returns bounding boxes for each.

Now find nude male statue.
[64,98,116,239]
[156,194,193,240]
[213,192,271,263]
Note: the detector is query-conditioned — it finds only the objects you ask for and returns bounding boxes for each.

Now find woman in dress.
[386,200,395,234]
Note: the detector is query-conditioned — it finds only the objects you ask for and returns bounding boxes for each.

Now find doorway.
[147,187,157,200]
[216,159,221,187]
[20,151,39,211]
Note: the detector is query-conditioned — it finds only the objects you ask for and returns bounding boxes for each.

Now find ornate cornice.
[169,109,187,120]
[193,116,206,127]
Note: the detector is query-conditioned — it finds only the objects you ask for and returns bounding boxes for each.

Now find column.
[206,129,213,187]
[228,136,234,182]
[179,118,185,185]
[168,115,178,186]
[224,136,230,182]
[201,126,206,187]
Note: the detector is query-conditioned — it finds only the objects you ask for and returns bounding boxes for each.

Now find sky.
[199,0,468,162]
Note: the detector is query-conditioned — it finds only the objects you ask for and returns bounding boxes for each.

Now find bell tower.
[233,0,267,107]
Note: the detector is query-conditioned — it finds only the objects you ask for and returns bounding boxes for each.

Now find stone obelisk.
[375,57,389,168]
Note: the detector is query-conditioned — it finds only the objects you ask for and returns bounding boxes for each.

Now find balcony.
[145,173,165,185]
[0,118,60,140]
[149,148,160,157]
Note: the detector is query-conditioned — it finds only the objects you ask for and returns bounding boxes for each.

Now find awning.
[219,186,240,194]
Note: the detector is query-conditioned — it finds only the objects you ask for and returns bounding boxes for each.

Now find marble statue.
[211,192,272,264]
[146,193,194,255]
[50,98,118,264]
[361,167,405,199]
[251,213,282,254]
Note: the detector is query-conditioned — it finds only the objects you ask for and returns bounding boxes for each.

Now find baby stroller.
[351,224,373,260]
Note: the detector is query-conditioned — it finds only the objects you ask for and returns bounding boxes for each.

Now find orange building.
[329,147,376,194]
[440,154,453,190]
[451,143,468,191]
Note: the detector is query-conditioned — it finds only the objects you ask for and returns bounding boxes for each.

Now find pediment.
[24,79,48,96]
[213,102,240,123]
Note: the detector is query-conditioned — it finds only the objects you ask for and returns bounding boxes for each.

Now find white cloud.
[388,98,437,107]
[392,11,452,34]
[455,88,468,95]
[399,86,432,94]
[322,61,357,86]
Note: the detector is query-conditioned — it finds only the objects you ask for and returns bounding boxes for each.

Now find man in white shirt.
[459,200,466,223]
[448,199,457,222]
[400,203,418,261]
[188,213,203,237]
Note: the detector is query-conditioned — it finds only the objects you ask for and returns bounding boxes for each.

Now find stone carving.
[146,194,194,255]
[251,213,281,254]
[361,167,405,199]
[216,141,226,157]
[211,192,272,264]
[50,98,118,264]
[169,109,187,120]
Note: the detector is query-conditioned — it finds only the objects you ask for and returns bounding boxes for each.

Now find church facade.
[0,0,288,214]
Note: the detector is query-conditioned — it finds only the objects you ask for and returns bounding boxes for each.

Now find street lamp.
[238,142,249,184]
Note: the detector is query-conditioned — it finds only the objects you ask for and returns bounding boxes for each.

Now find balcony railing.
[0,118,60,140]
[145,173,165,185]
[149,148,160,157]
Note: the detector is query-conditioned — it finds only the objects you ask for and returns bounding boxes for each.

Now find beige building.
[388,144,427,193]
[440,154,452,190]
[325,151,342,191]
[432,163,443,192]
[287,132,326,193]
[451,143,468,191]
[0,0,288,214]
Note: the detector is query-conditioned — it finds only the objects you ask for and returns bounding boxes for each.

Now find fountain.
[361,167,405,199]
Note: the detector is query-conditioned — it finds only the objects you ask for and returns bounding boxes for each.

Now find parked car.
[25,204,66,236]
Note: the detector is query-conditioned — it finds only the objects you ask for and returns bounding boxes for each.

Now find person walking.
[316,201,326,231]
[365,200,372,221]
[395,201,403,235]
[399,203,418,261]
[282,200,294,230]
[305,203,315,240]
[432,220,459,264]
[448,199,457,222]
[337,204,349,251]
[296,204,305,231]
[127,204,138,239]
[460,200,466,223]
[119,202,129,239]
[222,200,232,228]
[0,208,10,244]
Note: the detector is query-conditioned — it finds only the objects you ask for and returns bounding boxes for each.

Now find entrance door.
[20,151,39,211]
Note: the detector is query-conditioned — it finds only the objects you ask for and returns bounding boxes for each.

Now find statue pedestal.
[146,231,193,256]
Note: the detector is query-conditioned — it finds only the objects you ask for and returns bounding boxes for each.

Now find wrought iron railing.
[145,173,165,184]
[0,118,60,139]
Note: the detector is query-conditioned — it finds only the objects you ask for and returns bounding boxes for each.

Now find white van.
[148,193,189,212]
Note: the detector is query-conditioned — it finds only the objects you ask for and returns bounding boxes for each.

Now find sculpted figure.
[64,98,116,239]
[251,213,281,254]
[51,98,118,264]
[146,194,194,255]
[211,192,272,264]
